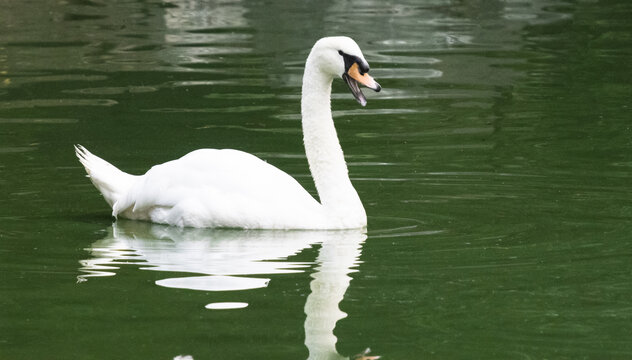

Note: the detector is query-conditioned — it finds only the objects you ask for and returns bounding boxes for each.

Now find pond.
[1,0,631,359]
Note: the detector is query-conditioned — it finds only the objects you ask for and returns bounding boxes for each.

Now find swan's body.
[78,147,328,228]
[76,36,380,229]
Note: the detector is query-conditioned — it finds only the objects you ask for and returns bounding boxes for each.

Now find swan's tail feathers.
[75,145,136,211]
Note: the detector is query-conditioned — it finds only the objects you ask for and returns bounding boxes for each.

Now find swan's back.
[115,149,325,228]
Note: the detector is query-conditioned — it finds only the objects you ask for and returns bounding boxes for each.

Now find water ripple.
[0,118,78,124]
[0,98,117,109]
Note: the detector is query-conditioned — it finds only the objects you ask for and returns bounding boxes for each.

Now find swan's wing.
[114,149,322,227]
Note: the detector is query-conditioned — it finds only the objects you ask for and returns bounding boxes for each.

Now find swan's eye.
[339,50,369,75]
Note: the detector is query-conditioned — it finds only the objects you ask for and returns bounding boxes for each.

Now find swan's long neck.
[301,56,365,225]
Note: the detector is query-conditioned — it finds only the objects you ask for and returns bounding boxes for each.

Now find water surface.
[1,0,632,359]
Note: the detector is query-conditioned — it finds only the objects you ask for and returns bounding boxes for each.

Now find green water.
[2,0,632,358]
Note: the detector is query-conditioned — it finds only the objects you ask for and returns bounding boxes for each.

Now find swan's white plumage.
[116,149,325,228]
[76,36,377,229]
[75,145,136,208]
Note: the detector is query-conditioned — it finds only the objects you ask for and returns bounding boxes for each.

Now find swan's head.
[309,36,381,106]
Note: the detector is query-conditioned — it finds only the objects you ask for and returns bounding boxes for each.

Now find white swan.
[75,36,381,229]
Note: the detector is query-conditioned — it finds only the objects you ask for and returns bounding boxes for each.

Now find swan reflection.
[79,221,319,291]
[79,220,378,359]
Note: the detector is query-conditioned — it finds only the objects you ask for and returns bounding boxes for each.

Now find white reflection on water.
[162,0,252,65]
[79,220,370,359]
[79,221,322,290]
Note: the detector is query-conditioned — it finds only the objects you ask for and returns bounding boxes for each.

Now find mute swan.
[75,36,381,229]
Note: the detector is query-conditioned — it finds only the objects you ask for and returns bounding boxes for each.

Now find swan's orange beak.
[347,63,381,92]
[343,63,381,107]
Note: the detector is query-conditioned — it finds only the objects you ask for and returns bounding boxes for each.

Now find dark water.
[2,0,632,359]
